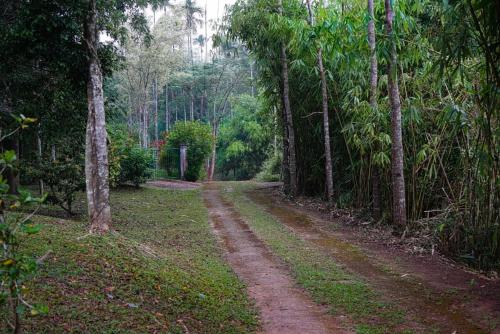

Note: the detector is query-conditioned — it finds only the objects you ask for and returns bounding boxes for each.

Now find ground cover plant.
[0,187,257,334]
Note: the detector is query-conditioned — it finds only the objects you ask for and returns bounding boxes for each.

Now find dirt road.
[203,184,350,334]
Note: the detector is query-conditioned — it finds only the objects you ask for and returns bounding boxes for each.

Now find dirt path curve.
[246,186,499,334]
[203,184,350,334]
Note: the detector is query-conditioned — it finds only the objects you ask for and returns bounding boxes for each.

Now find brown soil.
[203,183,351,334]
[146,180,201,190]
[246,185,500,334]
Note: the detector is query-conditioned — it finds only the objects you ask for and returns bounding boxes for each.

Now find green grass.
[220,182,409,334]
[2,186,257,334]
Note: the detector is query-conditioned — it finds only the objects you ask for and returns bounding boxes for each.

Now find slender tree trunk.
[209,127,217,181]
[280,47,297,196]
[368,0,382,220]
[84,0,111,233]
[154,78,159,144]
[250,61,255,97]
[36,127,44,195]
[165,85,170,132]
[172,90,177,123]
[190,92,194,121]
[278,0,297,196]
[183,99,187,122]
[306,0,333,202]
[317,49,334,203]
[385,0,406,227]
[281,104,291,193]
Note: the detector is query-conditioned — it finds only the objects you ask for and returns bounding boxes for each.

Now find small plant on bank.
[1,115,48,334]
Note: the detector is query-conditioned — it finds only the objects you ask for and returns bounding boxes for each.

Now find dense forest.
[1,0,499,333]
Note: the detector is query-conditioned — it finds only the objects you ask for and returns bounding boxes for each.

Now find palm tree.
[182,0,203,120]
[183,0,203,65]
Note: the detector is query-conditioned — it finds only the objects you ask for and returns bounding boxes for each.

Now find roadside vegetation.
[1,187,257,333]
[219,182,409,334]
[0,0,497,332]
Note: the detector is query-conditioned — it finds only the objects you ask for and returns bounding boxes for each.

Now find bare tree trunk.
[36,127,44,195]
[84,0,111,233]
[250,61,255,97]
[154,78,159,144]
[280,49,297,196]
[209,128,216,181]
[190,92,194,121]
[385,0,406,227]
[278,0,297,197]
[173,90,177,123]
[281,104,291,193]
[317,49,334,203]
[165,85,169,132]
[368,0,382,220]
[306,0,333,203]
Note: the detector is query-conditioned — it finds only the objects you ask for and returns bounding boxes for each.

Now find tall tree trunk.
[306,0,334,203]
[154,78,158,144]
[278,0,297,197]
[281,104,291,193]
[190,92,194,121]
[280,46,297,196]
[165,85,169,132]
[317,49,334,203]
[84,0,111,233]
[250,61,255,97]
[385,0,406,227]
[36,126,44,195]
[208,126,217,181]
[368,0,382,220]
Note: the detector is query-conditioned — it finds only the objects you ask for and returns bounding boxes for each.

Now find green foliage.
[224,0,499,269]
[108,124,152,187]
[36,156,85,216]
[1,118,47,333]
[9,187,257,333]
[217,95,271,180]
[256,152,282,182]
[166,121,213,182]
[119,146,153,187]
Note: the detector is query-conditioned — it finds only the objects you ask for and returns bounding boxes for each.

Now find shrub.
[119,146,152,187]
[166,121,213,182]
[23,149,85,215]
[255,152,282,182]
[1,116,47,333]
[108,124,152,187]
[39,156,85,215]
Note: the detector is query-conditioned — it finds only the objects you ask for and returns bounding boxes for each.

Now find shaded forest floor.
[2,186,257,334]
[4,182,499,333]
[219,181,500,333]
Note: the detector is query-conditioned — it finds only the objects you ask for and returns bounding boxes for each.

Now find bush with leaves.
[108,124,152,187]
[166,121,213,182]
[1,116,48,333]
[216,95,271,180]
[119,146,152,187]
[23,146,85,216]
[256,152,282,182]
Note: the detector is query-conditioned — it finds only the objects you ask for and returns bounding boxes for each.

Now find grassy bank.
[2,186,257,334]
[219,182,411,334]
